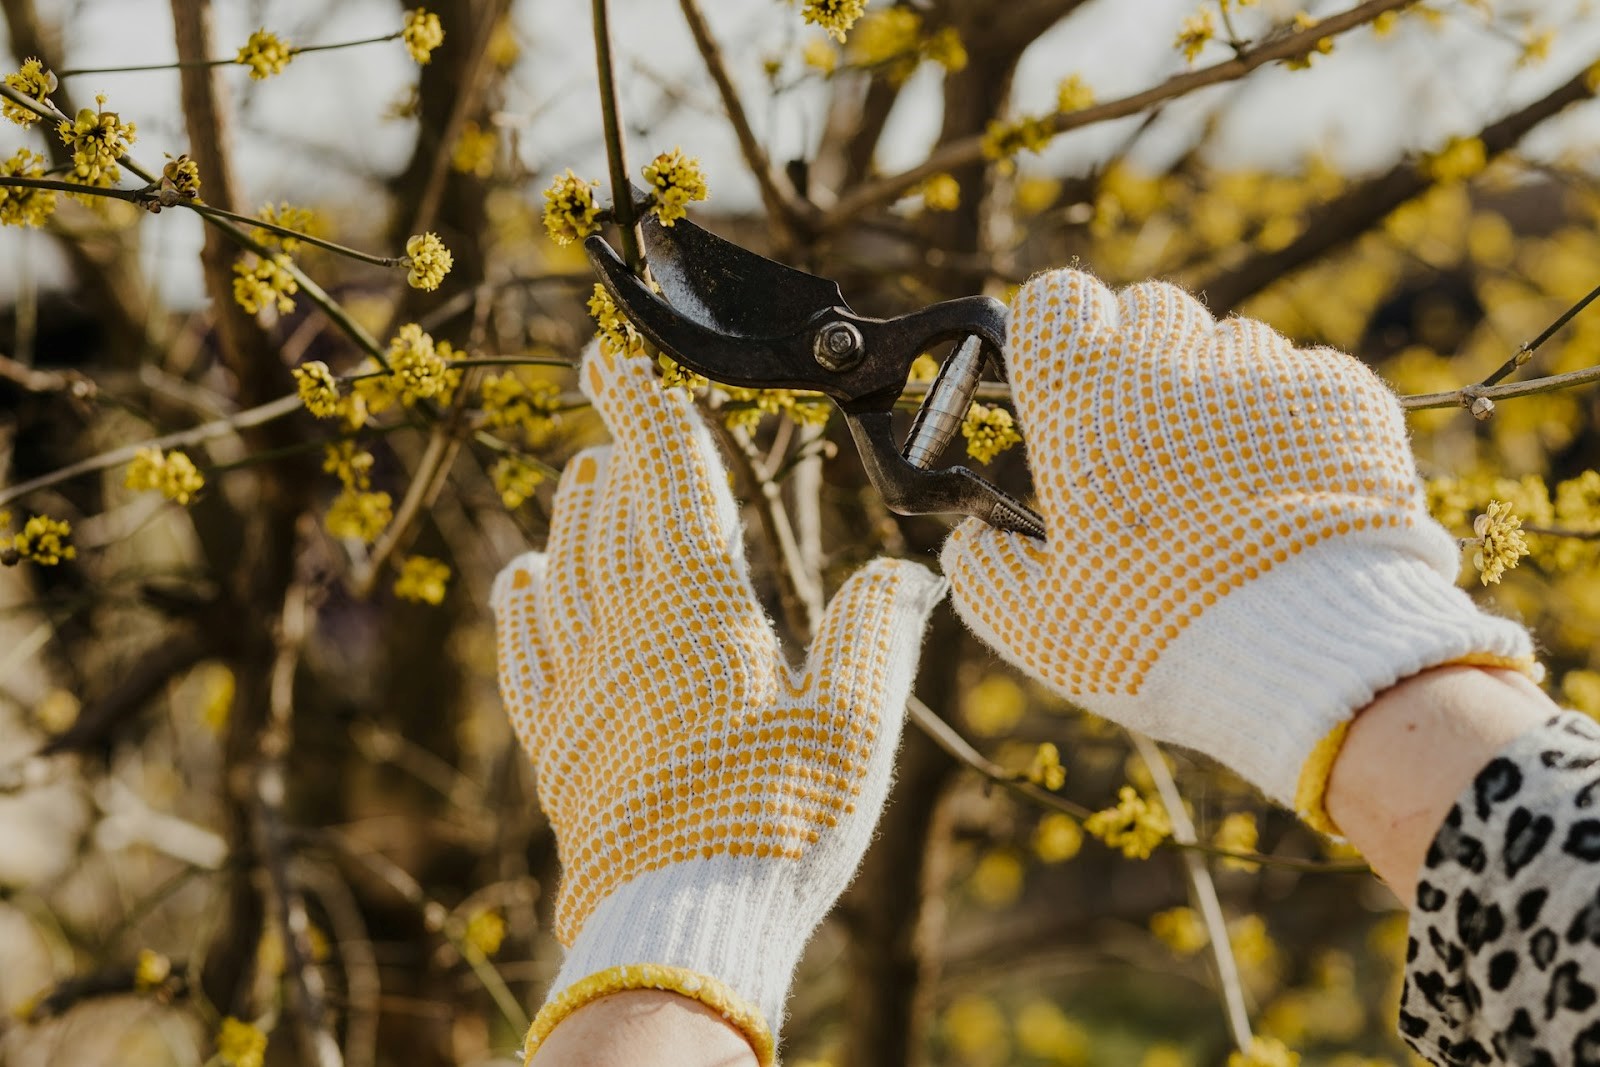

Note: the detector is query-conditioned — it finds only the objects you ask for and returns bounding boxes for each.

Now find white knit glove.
[941,270,1538,828]
[492,345,945,1065]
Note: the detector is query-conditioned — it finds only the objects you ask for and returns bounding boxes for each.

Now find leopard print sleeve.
[1401,711,1600,1066]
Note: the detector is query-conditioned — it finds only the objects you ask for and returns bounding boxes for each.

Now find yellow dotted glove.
[492,346,945,1065]
[941,270,1537,826]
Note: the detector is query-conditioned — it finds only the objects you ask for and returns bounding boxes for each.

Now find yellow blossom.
[1034,813,1083,863]
[1283,12,1334,69]
[803,36,839,75]
[1562,669,1600,719]
[970,848,1024,907]
[232,253,299,315]
[124,447,205,505]
[642,148,709,226]
[388,323,451,403]
[481,372,559,436]
[1587,59,1600,94]
[7,515,76,566]
[943,994,1010,1063]
[1228,1036,1300,1067]
[452,120,497,178]
[293,361,343,418]
[722,387,787,432]
[589,284,640,356]
[1175,10,1215,63]
[34,689,78,733]
[1142,1045,1191,1067]
[56,95,136,187]
[847,8,922,77]
[161,153,201,200]
[964,673,1025,736]
[802,0,867,43]
[394,555,451,605]
[1373,10,1400,36]
[917,173,960,212]
[659,353,708,391]
[1228,913,1279,981]
[236,29,293,79]
[1423,136,1488,184]
[1057,74,1095,113]
[924,28,967,72]
[1085,786,1171,859]
[402,9,444,64]
[542,170,601,245]
[404,232,453,291]
[1026,742,1065,790]
[492,456,545,509]
[1150,906,1209,956]
[1014,999,1087,1065]
[326,488,393,543]
[1556,471,1600,529]
[251,202,320,254]
[962,403,1022,463]
[1214,811,1260,871]
[982,114,1054,173]
[908,353,940,383]
[463,908,506,956]
[3,58,55,126]
[1472,499,1528,584]
[1518,28,1552,68]
[487,17,520,68]
[198,663,235,735]
[217,1017,268,1067]
[0,148,56,228]
[323,442,375,490]
[134,949,171,990]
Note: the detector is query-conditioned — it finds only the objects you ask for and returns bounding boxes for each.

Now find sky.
[1,0,1598,308]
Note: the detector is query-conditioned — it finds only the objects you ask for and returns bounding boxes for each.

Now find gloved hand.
[492,345,945,1065]
[941,270,1537,829]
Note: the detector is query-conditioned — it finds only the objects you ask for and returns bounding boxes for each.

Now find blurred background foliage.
[1,0,1599,1065]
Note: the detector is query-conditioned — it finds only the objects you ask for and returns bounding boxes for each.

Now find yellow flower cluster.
[389,323,456,404]
[3,58,54,126]
[1518,27,1553,68]
[1057,74,1095,113]
[1025,741,1065,790]
[543,170,602,245]
[326,487,392,543]
[402,9,445,64]
[943,995,1009,1061]
[452,121,497,178]
[463,907,506,956]
[251,202,320,253]
[323,441,374,490]
[658,353,708,391]
[134,949,171,990]
[56,95,137,187]
[293,361,343,418]
[1033,813,1083,863]
[802,0,867,43]
[1283,13,1334,70]
[404,231,453,291]
[588,284,640,356]
[161,154,201,200]
[908,353,940,383]
[492,455,545,509]
[217,1016,268,1067]
[236,29,293,80]
[394,555,451,605]
[1150,905,1209,956]
[481,372,560,437]
[1014,999,1087,1064]
[487,17,520,69]
[1472,499,1529,585]
[961,403,1022,463]
[1175,9,1215,63]
[964,672,1025,736]
[720,388,829,431]
[124,447,205,505]
[969,848,1024,907]
[1227,1036,1300,1067]
[642,148,709,227]
[844,9,966,82]
[916,173,960,212]
[0,148,56,228]
[1422,135,1488,184]
[1213,811,1261,871]
[981,114,1054,173]
[232,253,299,315]
[1084,786,1171,859]
[7,515,75,566]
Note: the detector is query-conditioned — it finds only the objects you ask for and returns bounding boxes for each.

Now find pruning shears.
[583,189,1046,539]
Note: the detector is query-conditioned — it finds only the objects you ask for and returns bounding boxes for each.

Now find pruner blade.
[583,200,1044,539]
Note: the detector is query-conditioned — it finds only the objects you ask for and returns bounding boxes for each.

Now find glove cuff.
[525,858,818,1066]
[1118,539,1538,812]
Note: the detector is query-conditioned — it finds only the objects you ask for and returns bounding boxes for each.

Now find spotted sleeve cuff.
[1401,711,1600,1065]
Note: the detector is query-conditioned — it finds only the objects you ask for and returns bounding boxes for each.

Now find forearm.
[529,990,759,1067]
[1326,665,1551,901]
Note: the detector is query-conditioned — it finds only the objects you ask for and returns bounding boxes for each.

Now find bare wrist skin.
[1326,666,1552,903]
[529,989,759,1067]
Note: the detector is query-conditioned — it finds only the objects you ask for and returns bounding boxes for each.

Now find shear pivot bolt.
[814,321,864,372]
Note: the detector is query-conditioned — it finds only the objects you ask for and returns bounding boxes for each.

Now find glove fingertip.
[491,550,548,615]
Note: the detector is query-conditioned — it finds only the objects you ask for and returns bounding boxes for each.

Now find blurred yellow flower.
[452,120,497,178]
[326,489,393,543]
[802,36,838,75]
[463,907,506,956]
[969,849,1024,908]
[803,0,867,43]
[1563,669,1600,718]
[9,515,75,566]
[493,456,545,509]
[293,361,342,418]
[236,29,293,80]
[981,115,1054,173]
[1056,74,1095,113]
[0,148,57,228]
[1033,813,1082,863]
[1085,786,1171,859]
[1175,10,1215,63]
[402,9,444,64]
[918,173,961,212]
[964,673,1025,736]
[1150,906,1209,956]
[134,949,171,990]
[1026,741,1066,790]
[1422,136,1488,184]
[1213,811,1260,871]
[1014,999,1086,1065]
[233,253,298,315]
[1228,1035,1299,1067]
[394,556,451,605]
[124,447,205,505]
[217,1017,268,1067]
[942,994,1010,1064]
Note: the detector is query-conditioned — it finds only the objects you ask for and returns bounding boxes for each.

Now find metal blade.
[639,211,849,339]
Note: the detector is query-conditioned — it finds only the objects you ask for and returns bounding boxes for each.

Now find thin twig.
[1400,361,1600,410]
[56,33,400,76]
[592,0,640,270]
[1128,732,1253,1054]
[1476,278,1600,388]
